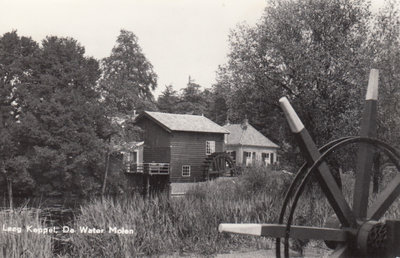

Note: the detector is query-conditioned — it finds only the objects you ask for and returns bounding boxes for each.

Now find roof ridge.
[146,111,204,117]
[223,122,279,148]
[139,111,229,134]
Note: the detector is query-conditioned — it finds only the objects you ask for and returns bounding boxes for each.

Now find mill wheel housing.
[204,152,236,180]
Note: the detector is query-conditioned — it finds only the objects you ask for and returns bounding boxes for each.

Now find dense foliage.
[0,28,162,198]
[157,81,215,117]
[2,0,400,198]
[99,29,158,115]
[0,32,112,197]
[214,0,400,172]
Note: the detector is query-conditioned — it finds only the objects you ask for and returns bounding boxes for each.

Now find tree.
[367,0,400,191]
[208,91,229,125]
[156,79,213,117]
[157,85,180,113]
[175,80,212,115]
[100,30,158,115]
[217,0,372,167]
[0,32,111,197]
[0,31,39,204]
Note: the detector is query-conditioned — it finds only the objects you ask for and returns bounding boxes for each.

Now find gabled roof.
[223,121,279,148]
[136,111,229,134]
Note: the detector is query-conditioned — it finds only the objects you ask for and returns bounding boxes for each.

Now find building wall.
[135,118,171,163]
[170,132,224,182]
[137,145,144,164]
[136,117,226,182]
[225,145,278,166]
[121,144,144,166]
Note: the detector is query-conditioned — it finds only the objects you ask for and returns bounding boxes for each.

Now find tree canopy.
[2,0,400,198]
[215,0,400,169]
[157,79,215,118]
[0,31,111,197]
[100,30,158,115]
[217,0,372,148]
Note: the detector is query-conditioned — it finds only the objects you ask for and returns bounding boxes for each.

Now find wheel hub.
[356,220,387,255]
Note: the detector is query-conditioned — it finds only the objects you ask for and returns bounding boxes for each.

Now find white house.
[223,119,279,167]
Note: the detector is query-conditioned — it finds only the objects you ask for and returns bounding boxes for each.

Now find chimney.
[225,115,230,126]
[241,116,248,130]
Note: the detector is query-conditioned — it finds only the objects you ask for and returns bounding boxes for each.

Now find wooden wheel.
[204,152,236,180]
[275,69,400,257]
[219,70,400,257]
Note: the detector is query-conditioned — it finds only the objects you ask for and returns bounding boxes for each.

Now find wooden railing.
[125,163,169,175]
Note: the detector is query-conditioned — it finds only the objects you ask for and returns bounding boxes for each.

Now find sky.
[0,0,386,98]
[0,0,267,97]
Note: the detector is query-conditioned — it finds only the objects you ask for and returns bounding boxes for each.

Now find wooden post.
[146,174,150,197]
[7,179,13,210]
[353,69,379,219]
[279,97,356,227]
[102,151,111,196]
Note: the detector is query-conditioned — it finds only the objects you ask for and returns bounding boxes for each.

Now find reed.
[0,207,53,258]
[67,166,400,256]
[68,167,292,256]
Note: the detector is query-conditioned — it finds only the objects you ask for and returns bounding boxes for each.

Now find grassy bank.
[2,166,399,257]
[0,207,53,258]
[68,167,335,257]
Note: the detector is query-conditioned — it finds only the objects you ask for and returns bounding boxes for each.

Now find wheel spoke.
[368,173,400,220]
[280,97,357,227]
[353,69,379,219]
[218,223,349,242]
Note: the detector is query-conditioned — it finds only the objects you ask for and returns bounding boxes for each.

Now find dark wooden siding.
[170,132,224,182]
[135,118,171,163]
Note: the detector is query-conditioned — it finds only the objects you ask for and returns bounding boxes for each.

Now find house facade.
[223,119,279,167]
[133,111,229,182]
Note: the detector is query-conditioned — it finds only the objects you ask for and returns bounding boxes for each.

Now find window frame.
[206,140,216,155]
[182,165,191,177]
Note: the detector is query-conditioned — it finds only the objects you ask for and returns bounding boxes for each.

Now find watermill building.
[132,111,229,182]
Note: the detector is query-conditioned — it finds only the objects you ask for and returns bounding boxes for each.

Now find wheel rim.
[276,137,400,258]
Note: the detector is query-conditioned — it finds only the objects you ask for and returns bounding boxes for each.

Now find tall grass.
[66,166,400,256]
[68,167,298,256]
[1,166,400,257]
[0,207,53,258]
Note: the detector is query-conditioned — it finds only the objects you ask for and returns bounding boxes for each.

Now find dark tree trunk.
[7,178,13,209]
[102,152,111,196]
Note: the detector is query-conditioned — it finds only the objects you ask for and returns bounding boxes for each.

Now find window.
[206,141,215,155]
[182,165,191,177]
[262,153,270,166]
[243,151,252,166]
